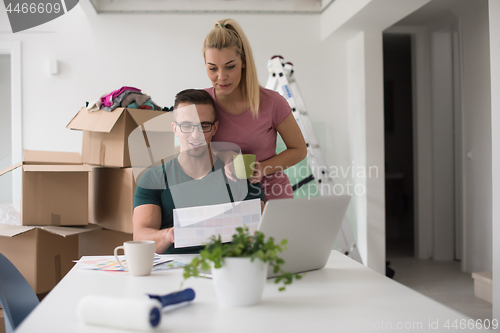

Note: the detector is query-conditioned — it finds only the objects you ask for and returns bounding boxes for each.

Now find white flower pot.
[212,257,269,307]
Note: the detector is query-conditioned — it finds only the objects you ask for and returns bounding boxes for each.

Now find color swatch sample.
[77,255,184,274]
[173,199,261,248]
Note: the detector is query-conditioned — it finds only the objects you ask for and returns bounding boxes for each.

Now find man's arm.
[133,204,174,254]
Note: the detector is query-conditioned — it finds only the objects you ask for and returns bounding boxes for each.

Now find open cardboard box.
[0,302,4,333]
[0,150,91,226]
[79,228,133,256]
[0,308,4,333]
[67,107,174,168]
[0,224,100,294]
[88,146,180,234]
[89,166,136,234]
[86,116,179,232]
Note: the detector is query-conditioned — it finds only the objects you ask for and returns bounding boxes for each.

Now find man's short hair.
[173,89,217,122]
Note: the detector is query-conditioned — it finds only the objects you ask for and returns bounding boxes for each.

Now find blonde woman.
[203,19,307,201]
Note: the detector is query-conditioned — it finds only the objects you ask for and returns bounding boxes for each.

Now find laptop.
[257,195,351,278]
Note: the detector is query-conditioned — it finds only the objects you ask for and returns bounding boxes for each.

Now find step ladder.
[266,55,362,264]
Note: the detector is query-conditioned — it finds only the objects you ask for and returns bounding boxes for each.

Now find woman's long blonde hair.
[203,19,260,117]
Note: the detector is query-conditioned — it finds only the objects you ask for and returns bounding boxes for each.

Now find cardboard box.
[0,307,5,333]
[0,150,91,226]
[79,228,133,256]
[472,271,492,303]
[0,224,99,294]
[0,308,4,333]
[67,107,174,167]
[89,167,136,233]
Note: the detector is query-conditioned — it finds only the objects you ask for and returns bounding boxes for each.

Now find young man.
[133,89,264,254]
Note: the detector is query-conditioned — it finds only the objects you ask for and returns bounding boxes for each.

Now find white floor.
[387,256,492,321]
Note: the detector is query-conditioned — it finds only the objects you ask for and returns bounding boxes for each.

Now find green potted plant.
[182,226,302,307]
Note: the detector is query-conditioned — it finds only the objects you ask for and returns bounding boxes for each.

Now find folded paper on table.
[173,199,261,248]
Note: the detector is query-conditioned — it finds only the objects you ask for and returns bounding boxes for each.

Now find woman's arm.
[251,113,307,183]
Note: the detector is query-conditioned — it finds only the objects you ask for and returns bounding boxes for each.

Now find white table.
[17,251,488,333]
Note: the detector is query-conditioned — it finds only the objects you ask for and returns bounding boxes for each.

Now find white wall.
[489,0,500,326]
[345,30,385,273]
[0,54,12,204]
[347,32,369,265]
[0,5,331,156]
[363,30,386,274]
[446,0,492,273]
[317,30,362,248]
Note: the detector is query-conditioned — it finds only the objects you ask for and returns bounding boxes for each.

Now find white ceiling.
[88,0,335,14]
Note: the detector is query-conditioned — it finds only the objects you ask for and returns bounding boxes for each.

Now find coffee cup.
[114,241,155,276]
[233,154,256,179]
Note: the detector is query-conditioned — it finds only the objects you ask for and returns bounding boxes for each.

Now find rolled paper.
[77,295,162,331]
[148,288,196,307]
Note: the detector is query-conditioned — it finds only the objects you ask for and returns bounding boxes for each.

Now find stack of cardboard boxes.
[0,106,176,296]
[0,150,98,294]
[67,106,176,251]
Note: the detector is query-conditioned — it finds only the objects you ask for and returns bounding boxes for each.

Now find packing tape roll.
[77,295,162,331]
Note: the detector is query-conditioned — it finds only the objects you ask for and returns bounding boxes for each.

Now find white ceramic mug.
[114,241,155,276]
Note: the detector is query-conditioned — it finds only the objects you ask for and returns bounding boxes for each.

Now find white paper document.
[173,199,261,248]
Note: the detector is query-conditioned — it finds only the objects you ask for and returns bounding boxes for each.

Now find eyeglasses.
[175,122,215,133]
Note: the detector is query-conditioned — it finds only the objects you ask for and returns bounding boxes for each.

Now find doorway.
[0,54,12,204]
[0,41,22,209]
[383,17,464,262]
[383,34,415,258]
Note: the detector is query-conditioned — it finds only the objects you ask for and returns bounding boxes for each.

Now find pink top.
[206,86,291,162]
[206,86,294,201]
